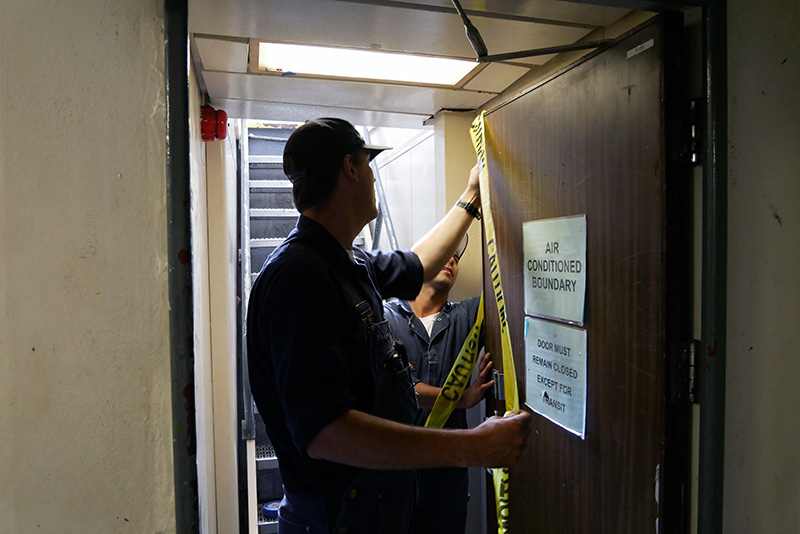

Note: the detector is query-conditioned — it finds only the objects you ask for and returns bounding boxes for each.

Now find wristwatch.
[456,199,481,220]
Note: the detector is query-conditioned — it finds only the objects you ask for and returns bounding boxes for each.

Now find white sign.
[523,215,587,325]
[524,317,587,439]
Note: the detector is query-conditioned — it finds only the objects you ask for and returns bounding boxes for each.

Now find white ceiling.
[190,0,645,128]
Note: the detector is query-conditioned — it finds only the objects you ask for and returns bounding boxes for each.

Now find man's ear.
[341,153,359,183]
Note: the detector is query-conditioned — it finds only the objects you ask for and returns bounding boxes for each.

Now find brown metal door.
[481,15,691,534]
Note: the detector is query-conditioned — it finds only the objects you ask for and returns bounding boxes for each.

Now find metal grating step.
[257,506,278,533]
[256,443,276,459]
[250,208,299,218]
[256,443,279,471]
[250,179,292,191]
[250,246,279,274]
[250,155,283,167]
[250,216,299,238]
[251,238,285,248]
[249,166,287,181]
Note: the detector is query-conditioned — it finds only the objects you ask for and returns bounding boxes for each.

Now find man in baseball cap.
[284,117,391,212]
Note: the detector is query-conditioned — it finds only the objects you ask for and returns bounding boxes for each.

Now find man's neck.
[410,285,448,318]
[302,204,364,251]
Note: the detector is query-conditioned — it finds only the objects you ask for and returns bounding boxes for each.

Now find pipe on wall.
[698,2,727,533]
[165,0,199,532]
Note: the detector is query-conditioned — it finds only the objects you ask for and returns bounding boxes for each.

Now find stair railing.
[361,127,399,250]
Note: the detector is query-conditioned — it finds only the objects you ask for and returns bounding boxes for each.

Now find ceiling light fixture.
[258,42,478,86]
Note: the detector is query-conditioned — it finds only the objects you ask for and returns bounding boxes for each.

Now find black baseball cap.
[283,118,391,183]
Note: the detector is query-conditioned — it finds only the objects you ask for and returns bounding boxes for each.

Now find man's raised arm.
[412,164,481,281]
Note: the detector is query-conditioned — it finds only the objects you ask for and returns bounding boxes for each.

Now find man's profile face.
[352,149,378,222]
[428,255,459,293]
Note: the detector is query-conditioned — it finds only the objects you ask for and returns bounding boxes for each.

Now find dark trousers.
[411,466,469,534]
[279,471,416,534]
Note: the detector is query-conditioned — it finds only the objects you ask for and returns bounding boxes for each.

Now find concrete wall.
[0,1,176,532]
[724,1,800,532]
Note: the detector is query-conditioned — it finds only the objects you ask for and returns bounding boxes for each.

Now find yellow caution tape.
[493,458,511,532]
[470,110,519,534]
[470,112,519,413]
[424,293,485,429]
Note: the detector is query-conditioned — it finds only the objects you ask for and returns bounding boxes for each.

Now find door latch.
[492,369,505,402]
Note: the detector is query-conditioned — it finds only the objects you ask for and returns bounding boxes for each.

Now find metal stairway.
[246,127,297,280]
[241,122,296,533]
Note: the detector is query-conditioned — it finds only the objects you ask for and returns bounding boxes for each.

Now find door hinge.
[689,98,704,165]
[669,340,698,404]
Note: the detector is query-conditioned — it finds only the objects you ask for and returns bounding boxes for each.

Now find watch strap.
[456,199,481,220]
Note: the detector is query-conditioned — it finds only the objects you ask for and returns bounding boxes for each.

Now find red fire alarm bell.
[201,106,228,141]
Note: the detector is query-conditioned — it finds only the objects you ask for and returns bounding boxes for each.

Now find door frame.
[165,1,727,533]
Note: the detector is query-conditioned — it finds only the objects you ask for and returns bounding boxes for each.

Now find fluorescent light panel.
[258,42,476,86]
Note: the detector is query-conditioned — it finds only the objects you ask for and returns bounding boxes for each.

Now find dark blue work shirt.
[384,296,483,429]
[246,215,423,500]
